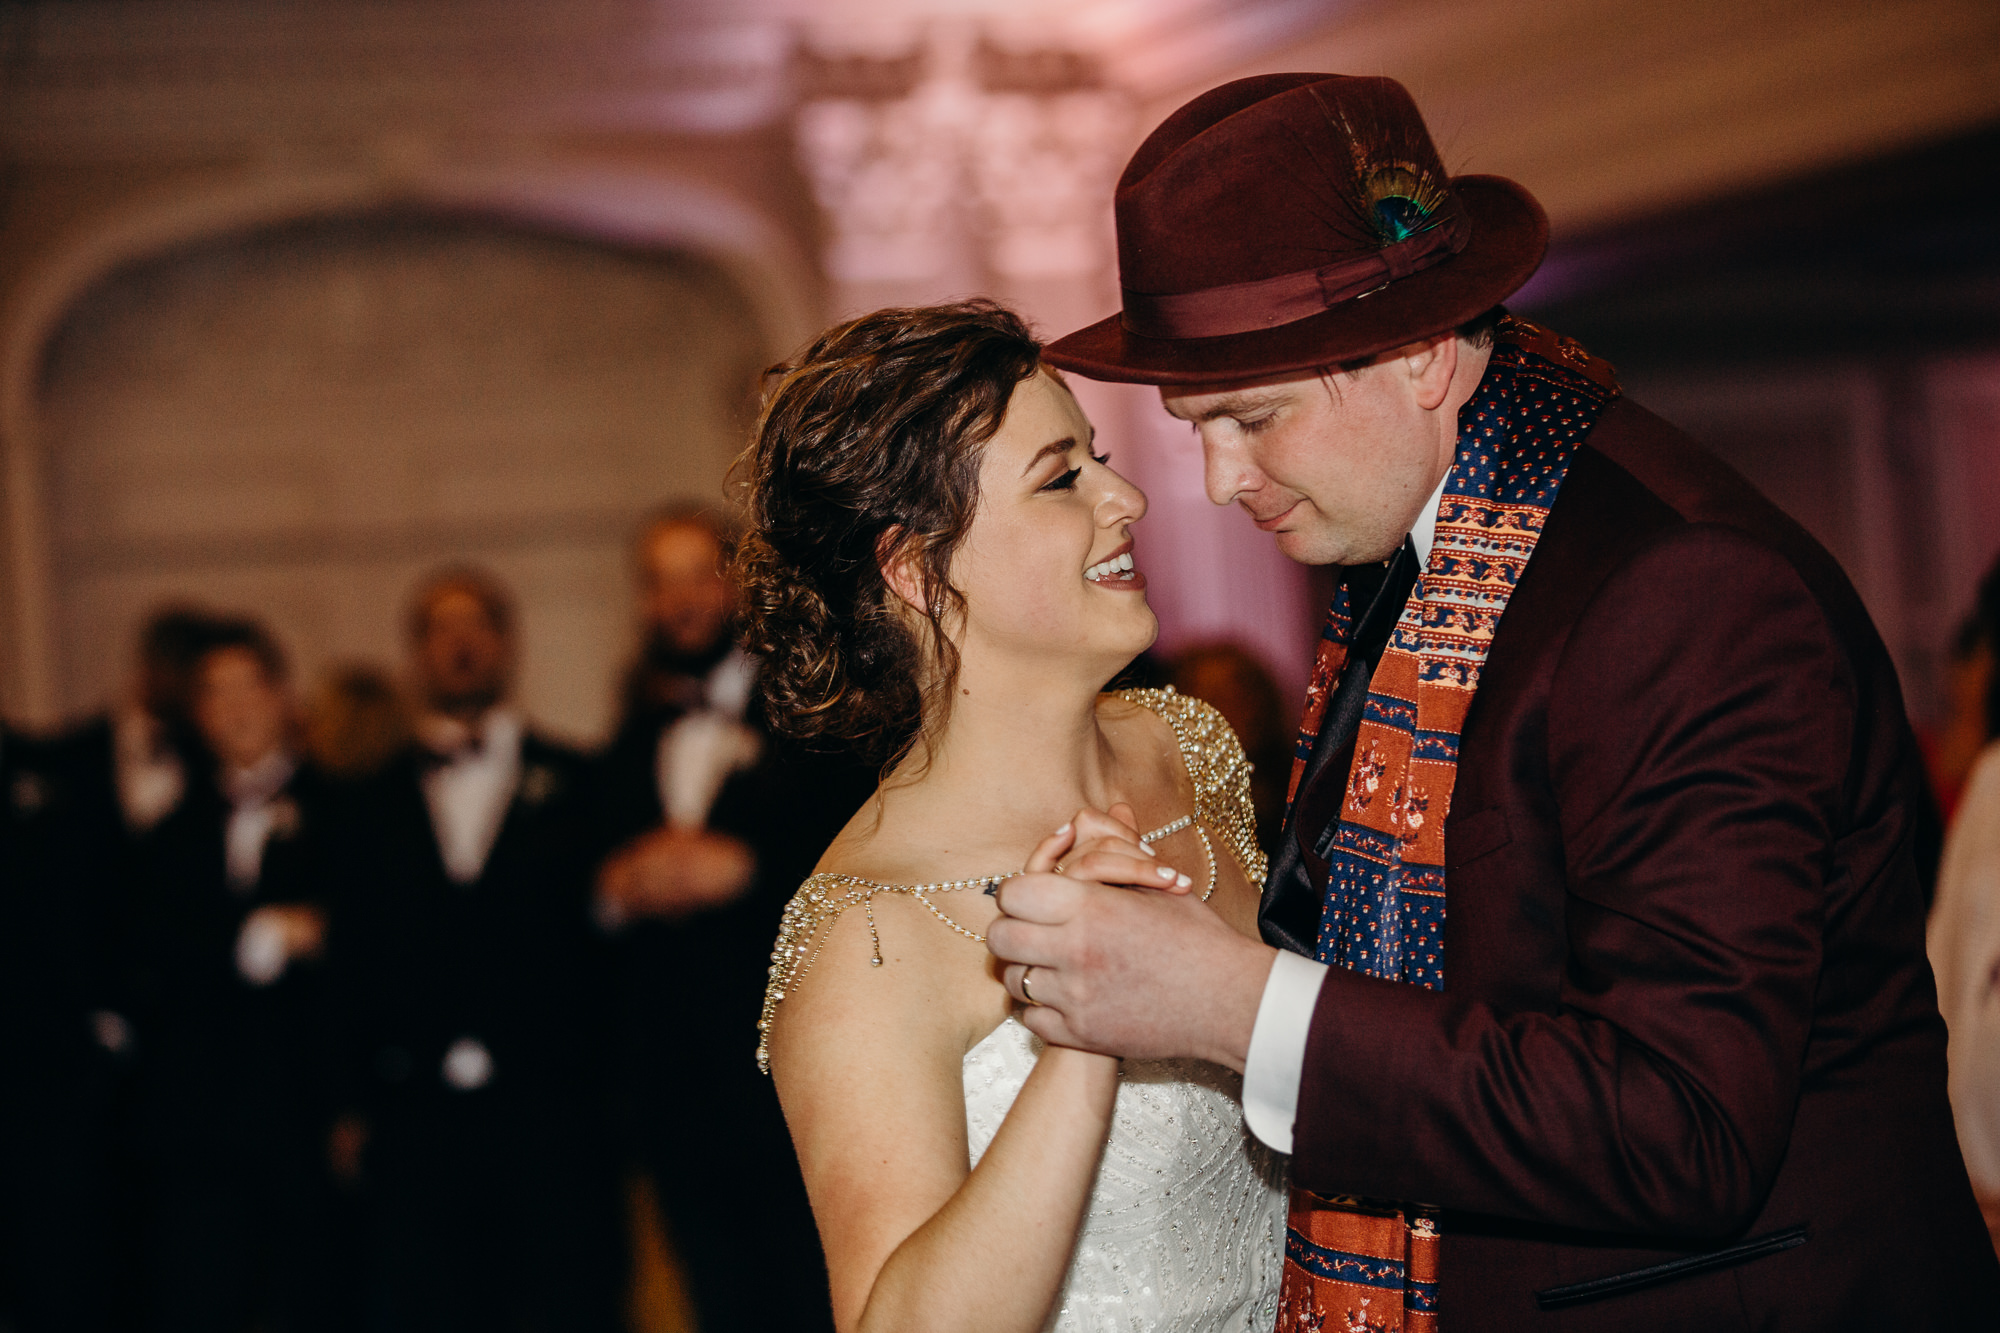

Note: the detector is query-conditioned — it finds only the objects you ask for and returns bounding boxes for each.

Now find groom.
[987,74,2000,1329]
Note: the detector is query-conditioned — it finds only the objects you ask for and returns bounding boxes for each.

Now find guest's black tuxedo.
[0,721,143,1333]
[590,692,871,1333]
[2,722,125,1055]
[7,718,144,1048]
[128,758,341,1332]
[329,730,623,1333]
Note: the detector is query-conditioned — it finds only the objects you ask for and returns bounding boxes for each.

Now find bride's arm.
[772,898,1117,1333]
[769,830,1142,1333]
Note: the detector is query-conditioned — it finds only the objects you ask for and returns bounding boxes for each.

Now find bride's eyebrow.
[1021,437,1078,476]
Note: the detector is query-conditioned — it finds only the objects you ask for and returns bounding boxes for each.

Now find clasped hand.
[596,826,755,924]
[986,805,1269,1072]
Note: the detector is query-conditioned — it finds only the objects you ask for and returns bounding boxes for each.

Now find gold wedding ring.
[1020,965,1044,1007]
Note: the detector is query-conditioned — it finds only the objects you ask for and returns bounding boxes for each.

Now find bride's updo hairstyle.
[737,299,1042,768]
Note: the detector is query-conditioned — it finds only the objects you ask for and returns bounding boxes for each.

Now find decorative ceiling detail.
[0,0,1323,157]
[794,25,1130,286]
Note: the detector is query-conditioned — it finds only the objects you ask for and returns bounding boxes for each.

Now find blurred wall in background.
[40,219,764,739]
[1517,114,2000,722]
[3,0,1998,736]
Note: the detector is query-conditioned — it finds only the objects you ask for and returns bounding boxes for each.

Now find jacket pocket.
[1443,807,1511,870]
[1533,1226,1808,1310]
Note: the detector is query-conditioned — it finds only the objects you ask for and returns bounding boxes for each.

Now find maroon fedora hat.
[1044,73,1548,385]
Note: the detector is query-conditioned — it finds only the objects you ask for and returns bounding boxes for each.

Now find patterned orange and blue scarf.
[1276,319,1619,1333]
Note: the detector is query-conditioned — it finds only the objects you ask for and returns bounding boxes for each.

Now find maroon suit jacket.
[1286,396,2000,1327]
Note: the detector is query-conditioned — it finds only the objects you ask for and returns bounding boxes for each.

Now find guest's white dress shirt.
[115,706,185,832]
[1242,471,1446,1153]
[411,709,526,1093]
[223,749,298,892]
[654,646,762,831]
[418,708,523,885]
[226,750,304,986]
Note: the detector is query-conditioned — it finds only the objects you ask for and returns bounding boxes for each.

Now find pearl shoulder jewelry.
[756,687,1267,1073]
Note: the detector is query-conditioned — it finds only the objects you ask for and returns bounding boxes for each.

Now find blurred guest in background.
[1930,730,2000,1257]
[1167,642,1290,855]
[0,606,217,1333]
[329,567,623,1333]
[1911,560,2000,915]
[76,607,217,837]
[590,507,867,1332]
[1,719,123,1333]
[1916,555,2000,843]
[303,663,411,781]
[128,617,341,1332]
[1923,616,1993,827]
[1930,551,2000,1257]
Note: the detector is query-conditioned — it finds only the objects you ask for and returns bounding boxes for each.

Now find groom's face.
[1160,354,1451,567]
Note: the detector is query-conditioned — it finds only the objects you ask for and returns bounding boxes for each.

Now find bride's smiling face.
[947,368,1156,675]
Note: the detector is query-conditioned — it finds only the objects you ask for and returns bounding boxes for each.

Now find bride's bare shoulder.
[763,796,1010,1081]
[764,887,1003,1076]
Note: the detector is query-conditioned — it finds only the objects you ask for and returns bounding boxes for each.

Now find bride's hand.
[1012,822,1130,1071]
[1000,808,1194,1021]
[1023,806,1195,895]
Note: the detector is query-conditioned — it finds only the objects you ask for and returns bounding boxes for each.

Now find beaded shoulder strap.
[758,871,1009,1073]
[1113,686,1267,887]
[755,686,1267,1073]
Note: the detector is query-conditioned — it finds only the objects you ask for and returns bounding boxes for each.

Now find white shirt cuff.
[235,910,290,987]
[1242,948,1330,1154]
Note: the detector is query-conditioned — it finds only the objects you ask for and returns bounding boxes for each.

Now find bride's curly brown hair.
[735,299,1042,769]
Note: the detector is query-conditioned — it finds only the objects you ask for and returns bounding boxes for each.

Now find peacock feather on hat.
[1310,83,1456,249]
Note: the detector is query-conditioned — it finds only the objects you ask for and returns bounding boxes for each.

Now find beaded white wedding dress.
[965,1015,1285,1332]
[763,688,1286,1331]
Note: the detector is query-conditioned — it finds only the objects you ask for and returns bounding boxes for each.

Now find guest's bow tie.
[420,738,484,771]
[418,724,486,771]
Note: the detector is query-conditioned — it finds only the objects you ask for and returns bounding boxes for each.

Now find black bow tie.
[419,734,486,772]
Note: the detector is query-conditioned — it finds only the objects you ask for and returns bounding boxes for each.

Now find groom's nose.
[1199,428,1259,509]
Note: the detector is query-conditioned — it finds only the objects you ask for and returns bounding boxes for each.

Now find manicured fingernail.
[1176,873,1193,889]
[1156,865,1177,881]
[1138,841,1155,855]
[1055,823,1071,836]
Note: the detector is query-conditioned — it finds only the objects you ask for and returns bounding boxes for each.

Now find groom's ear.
[876,526,930,615]
[1399,331,1459,412]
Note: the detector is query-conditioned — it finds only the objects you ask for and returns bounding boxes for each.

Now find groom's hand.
[989,810,1277,1071]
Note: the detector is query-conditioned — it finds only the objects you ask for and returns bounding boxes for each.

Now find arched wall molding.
[0,160,823,724]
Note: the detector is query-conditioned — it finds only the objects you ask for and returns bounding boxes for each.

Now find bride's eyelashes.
[1038,452,1111,494]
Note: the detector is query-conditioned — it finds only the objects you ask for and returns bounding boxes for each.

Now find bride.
[742,300,1285,1333]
